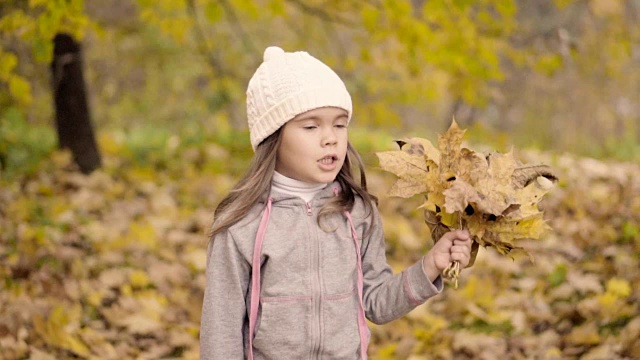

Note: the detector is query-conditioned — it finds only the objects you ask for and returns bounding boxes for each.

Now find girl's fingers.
[452,247,469,255]
[451,244,471,264]
[449,231,472,267]
[451,245,469,253]
[441,230,470,243]
[453,237,471,244]
[451,250,470,265]
[451,250,471,260]
[450,241,471,254]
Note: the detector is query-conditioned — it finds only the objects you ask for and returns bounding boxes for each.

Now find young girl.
[200,46,472,360]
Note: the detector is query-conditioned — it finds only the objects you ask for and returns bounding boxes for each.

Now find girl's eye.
[303,126,317,130]
[334,124,347,129]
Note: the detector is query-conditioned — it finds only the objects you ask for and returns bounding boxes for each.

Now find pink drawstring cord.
[248,197,272,360]
[334,187,369,359]
[344,211,369,360]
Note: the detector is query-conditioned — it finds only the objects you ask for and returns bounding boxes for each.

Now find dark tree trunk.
[51,33,101,174]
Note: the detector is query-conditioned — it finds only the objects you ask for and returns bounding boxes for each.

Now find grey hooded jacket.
[200,184,443,359]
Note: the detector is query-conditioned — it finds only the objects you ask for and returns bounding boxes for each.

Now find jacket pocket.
[321,290,363,359]
[252,297,311,359]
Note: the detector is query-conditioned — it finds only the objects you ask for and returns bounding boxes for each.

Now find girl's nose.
[322,128,338,146]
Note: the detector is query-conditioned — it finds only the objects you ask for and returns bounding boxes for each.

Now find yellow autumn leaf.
[605,278,631,298]
[185,247,208,272]
[129,270,151,288]
[377,150,434,198]
[86,291,103,307]
[512,177,555,218]
[127,221,158,249]
[443,179,481,213]
[385,214,424,250]
[33,305,90,357]
[29,348,56,360]
[439,210,458,229]
[437,119,466,175]
[456,147,488,184]
[412,311,448,343]
[377,150,430,179]
[389,178,429,199]
[51,149,73,168]
[77,327,119,358]
[395,137,441,165]
[98,132,122,156]
[484,215,550,242]
[472,153,519,215]
[565,321,601,346]
[457,274,498,309]
[486,151,518,187]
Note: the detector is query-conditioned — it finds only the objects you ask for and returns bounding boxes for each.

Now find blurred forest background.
[1,0,639,359]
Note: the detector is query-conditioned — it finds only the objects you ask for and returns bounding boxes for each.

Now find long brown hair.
[209,130,377,242]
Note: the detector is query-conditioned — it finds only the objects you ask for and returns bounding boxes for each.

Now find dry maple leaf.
[376,119,558,288]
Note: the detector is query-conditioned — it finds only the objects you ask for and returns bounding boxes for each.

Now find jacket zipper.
[306,202,322,359]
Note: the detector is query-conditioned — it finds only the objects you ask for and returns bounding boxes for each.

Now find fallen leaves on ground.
[0,133,639,359]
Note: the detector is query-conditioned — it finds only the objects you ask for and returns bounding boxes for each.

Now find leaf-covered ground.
[1,133,639,359]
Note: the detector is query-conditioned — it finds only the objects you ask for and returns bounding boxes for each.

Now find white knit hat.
[246,46,353,150]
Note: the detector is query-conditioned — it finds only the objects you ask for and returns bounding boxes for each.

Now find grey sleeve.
[200,231,250,359]
[360,206,443,325]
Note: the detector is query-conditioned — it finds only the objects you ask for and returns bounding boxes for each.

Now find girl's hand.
[422,230,472,282]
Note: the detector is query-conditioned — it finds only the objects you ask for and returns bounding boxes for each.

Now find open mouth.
[318,155,338,165]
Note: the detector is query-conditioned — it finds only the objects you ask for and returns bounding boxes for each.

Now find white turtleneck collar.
[271,171,328,203]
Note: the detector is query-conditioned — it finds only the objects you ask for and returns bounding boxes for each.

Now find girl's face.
[276,107,349,184]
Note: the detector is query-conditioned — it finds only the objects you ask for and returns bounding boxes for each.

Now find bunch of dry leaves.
[377,120,558,287]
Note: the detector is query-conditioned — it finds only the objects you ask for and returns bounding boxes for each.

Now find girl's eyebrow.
[293,116,319,122]
[294,114,348,122]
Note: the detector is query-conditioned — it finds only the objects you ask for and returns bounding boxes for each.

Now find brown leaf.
[457,148,489,184]
[452,329,508,358]
[467,241,480,267]
[389,179,429,198]
[424,209,450,242]
[395,137,440,164]
[513,178,555,218]
[377,151,437,199]
[376,151,430,179]
[443,180,482,213]
[485,214,550,243]
[438,118,466,175]
[29,348,57,360]
[512,164,558,189]
[486,151,518,187]
[565,321,601,346]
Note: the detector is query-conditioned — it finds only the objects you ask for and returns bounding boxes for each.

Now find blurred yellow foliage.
[33,305,90,357]
[605,277,631,298]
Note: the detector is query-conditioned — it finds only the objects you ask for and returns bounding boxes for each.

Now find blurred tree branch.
[286,0,355,28]
[185,0,236,79]
[218,0,259,56]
